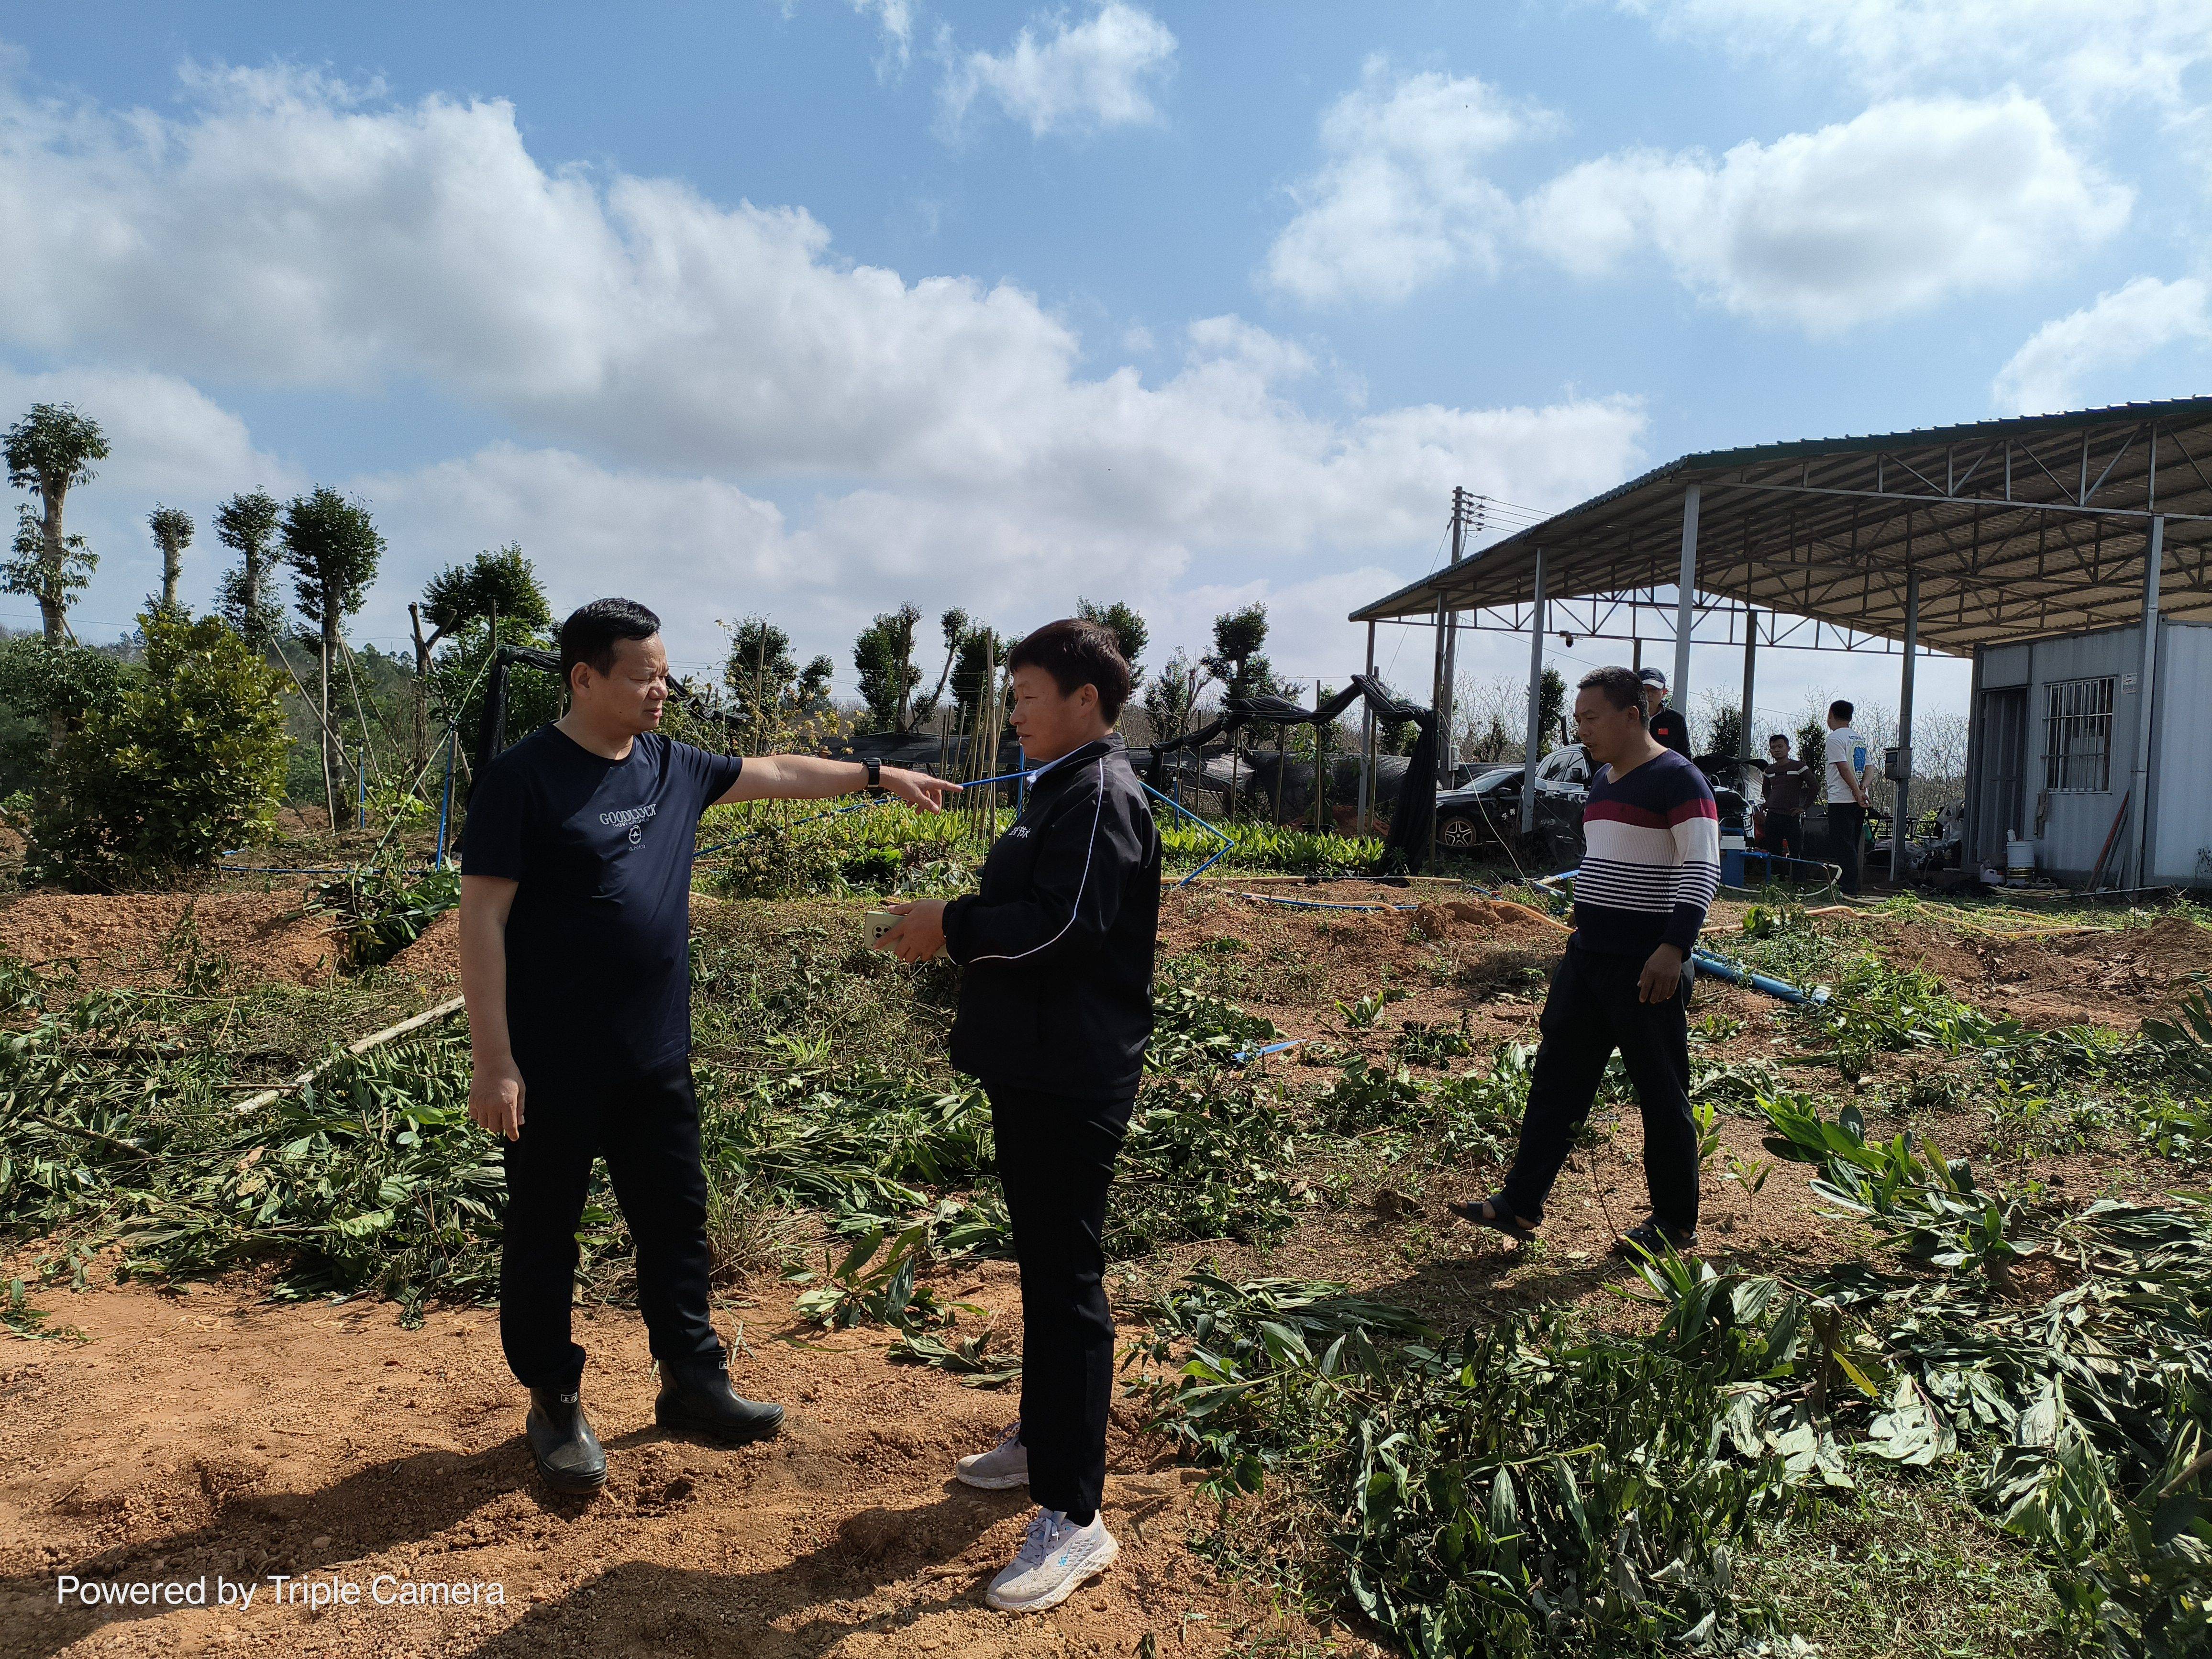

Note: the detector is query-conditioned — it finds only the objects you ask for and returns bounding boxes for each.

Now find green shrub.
[27,613,289,890]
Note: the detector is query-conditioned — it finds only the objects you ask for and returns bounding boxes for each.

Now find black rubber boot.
[654,1360,785,1445]
[526,1386,608,1494]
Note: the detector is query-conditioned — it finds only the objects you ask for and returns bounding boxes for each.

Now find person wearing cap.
[1639,667,1691,757]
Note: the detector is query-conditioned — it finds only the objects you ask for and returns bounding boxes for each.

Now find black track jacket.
[943,737,1161,1099]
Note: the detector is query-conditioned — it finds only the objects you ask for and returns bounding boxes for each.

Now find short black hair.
[560,597,661,689]
[1829,698,1855,721]
[1769,732,1791,746]
[1006,618,1133,723]
[1577,665,1644,714]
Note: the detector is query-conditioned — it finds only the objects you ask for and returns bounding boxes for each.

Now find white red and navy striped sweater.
[1571,748,1720,957]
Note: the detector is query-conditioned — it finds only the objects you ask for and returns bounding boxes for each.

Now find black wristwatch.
[864,756,883,793]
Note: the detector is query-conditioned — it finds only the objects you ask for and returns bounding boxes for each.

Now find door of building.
[1976,686,2028,866]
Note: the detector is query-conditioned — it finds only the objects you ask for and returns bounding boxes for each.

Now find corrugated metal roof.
[1352,396,2212,653]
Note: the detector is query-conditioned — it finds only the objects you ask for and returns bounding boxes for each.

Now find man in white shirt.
[1823,699,1870,896]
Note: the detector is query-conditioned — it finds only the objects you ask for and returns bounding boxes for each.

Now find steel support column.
[1357,619,1377,835]
[1672,485,1700,710]
[1519,547,1548,836]
[2128,516,2165,887]
[1891,567,1919,885]
[1738,608,1758,763]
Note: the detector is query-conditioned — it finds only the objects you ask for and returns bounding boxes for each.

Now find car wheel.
[1437,812,1481,850]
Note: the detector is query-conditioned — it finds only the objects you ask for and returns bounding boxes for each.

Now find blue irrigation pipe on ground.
[1690,950,1828,1006]
[1234,1036,1310,1065]
[1142,781,1232,888]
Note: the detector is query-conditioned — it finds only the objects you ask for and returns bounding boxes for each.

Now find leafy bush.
[27,612,289,889]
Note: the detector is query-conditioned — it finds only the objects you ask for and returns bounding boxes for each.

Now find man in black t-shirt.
[1639,666,1691,756]
[460,598,955,1495]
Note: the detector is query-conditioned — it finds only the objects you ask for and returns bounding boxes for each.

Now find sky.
[4,0,2211,734]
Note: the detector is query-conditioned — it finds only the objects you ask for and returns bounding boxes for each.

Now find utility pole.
[1437,487,1475,785]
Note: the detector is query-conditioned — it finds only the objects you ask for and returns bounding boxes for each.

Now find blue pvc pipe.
[1690,950,1829,1006]
[1234,1037,1309,1064]
[1141,781,1233,889]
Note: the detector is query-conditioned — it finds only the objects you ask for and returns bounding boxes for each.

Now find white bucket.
[2005,835,2036,885]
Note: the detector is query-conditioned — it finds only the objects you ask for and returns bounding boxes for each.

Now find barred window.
[2043,676,2114,793]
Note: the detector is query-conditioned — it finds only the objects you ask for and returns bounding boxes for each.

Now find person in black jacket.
[872,617,1160,1615]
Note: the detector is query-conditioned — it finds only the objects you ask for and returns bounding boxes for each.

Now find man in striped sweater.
[1454,665,1719,1255]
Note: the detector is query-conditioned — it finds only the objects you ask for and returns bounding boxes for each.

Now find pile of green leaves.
[1111,1074,1299,1257]
[1131,1270,1820,1655]
[0,989,504,1318]
[312,863,461,967]
[1815,1199,2212,1658]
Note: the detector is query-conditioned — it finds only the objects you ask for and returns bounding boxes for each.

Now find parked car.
[1435,745,1749,862]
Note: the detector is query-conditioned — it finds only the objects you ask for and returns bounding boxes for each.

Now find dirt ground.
[0,890,339,988]
[1863,910,2212,1029]
[5,880,2208,1657]
[0,1261,1321,1659]
[392,909,461,988]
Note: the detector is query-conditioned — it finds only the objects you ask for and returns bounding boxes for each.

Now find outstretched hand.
[882,768,960,813]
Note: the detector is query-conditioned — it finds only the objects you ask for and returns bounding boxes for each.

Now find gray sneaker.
[985,1508,1118,1612]
[956,1422,1029,1490]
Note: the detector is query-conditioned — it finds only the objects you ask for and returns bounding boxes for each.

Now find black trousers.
[1760,811,1803,859]
[500,1061,722,1393]
[986,1081,1133,1521]
[1499,943,1698,1236]
[1827,803,1866,896]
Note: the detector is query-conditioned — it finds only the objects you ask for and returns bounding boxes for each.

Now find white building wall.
[2151,621,2212,886]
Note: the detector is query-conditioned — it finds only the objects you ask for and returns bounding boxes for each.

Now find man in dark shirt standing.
[460,598,955,1495]
[1639,666,1691,756]
[1751,733,1814,857]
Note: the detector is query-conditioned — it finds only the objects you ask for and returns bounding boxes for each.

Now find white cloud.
[0,57,1648,675]
[1523,95,2131,332]
[1263,59,1558,305]
[1991,276,2212,414]
[1265,67,2131,331]
[939,3,1176,138]
[1622,1,2212,113]
[851,0,915,74]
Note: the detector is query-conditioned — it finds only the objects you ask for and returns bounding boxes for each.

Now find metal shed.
[1349,397,2212,889]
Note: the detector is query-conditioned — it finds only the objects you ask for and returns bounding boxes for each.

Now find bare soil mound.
[1867,910,2212,1029]
[1161,881,1568,1044]
[0,1274,1317,1658]
[392,908,462,986]
[0,890,339,988]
